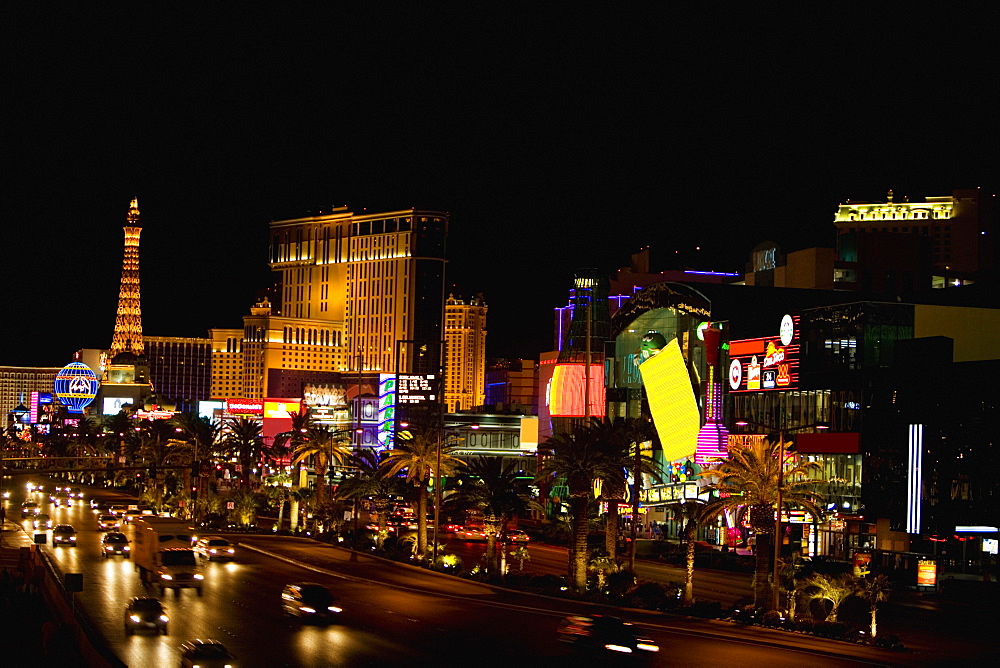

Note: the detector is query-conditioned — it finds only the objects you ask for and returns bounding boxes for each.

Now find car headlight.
[227,549,234,554]
[328,606,342,613]
[159,615,169,623]
[130,615,141,623]
[209,549,217,554]
[161,574,172,580]
[70,536,77,540]
[604,644,633,653]
[123,546,130,551]
[194,573,204,580]
[636,642,659,652]
[300,606,316,613]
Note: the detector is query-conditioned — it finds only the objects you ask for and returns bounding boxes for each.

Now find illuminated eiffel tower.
[109,197,144,358]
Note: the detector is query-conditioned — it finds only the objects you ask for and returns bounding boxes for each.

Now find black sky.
[5,7,997,367]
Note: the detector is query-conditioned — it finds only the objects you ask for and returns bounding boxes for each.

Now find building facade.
[143,336,212,411]
[0,366,61,417]
[443,293,487,412]
[268,207,448,378]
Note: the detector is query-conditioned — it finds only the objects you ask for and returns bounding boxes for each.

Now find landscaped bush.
[812,621,850,639]
[872,633,905,651]
[625,581,679,611]
[682,600,724,619]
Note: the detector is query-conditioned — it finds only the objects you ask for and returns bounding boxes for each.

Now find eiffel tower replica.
[100,198,153,412]
[110,197,145,358]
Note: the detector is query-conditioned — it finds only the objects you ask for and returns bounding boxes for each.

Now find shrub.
[812,621,850,639]
[684,601,724,619]
[760,610,785,628]
[872,633,905,651]
[626,581,678,611]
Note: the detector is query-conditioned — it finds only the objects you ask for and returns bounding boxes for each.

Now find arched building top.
[610,282,711,338]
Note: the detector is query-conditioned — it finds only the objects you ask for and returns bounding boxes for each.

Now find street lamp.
[733,418,828,612]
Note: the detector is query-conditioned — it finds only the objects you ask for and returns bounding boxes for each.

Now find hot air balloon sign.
[54,362,99,413]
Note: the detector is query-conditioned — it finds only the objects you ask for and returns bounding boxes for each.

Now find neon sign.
[54,362,99,413]
[728,315,799,392]
[377,374,396,450]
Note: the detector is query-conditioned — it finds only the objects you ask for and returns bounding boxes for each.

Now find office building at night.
[443,293,487,412]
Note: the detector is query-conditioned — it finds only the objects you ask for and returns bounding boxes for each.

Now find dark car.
[102,532,131,558]
[52,524,77,547]
[124,597,168,635]
[281,583,343,624]
[557,615,660,657]
[21,501,40,518]
[178,639,237,667]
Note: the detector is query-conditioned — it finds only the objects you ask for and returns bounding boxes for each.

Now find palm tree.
[262,472,293,531]
[664,498,711,605]
[536,427,611,592]
[445,456,531,574]
[336,449,406,550]
[697,435,824,611]
[587,417,662,565]
[800,571,857,622]
[271,410,314,528]
[291,426,352,506]
[221,417,264,488]
[380,427,465,561]
[858,574,892,639]
[135,419,188,511]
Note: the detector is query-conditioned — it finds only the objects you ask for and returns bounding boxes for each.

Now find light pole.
[734,419,828,612]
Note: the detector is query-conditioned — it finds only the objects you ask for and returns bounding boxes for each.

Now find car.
[178,639,237,668]
[102,532,131,558]
[21,501,40,518]
[98,514,122,531]
[52,524,77,547]
[108,504,128,517]
[33,514,52,530]
[557,615,660,657]
[194,536,236,562]
[70,487,84,499]
[2,488,10,500]
[91,498,110,512]
[455,526,488,541]
[52,490,73,507]
[281,583,343,624]
[124,597,169,635]
[438,523,463,534]
[507,529,530,544]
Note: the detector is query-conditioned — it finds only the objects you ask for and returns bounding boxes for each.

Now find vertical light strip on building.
[907,423,923,534]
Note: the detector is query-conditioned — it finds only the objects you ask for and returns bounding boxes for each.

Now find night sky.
[6,7,997,368]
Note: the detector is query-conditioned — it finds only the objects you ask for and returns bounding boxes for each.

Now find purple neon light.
[695,365,729,465]
[683,270,740,276]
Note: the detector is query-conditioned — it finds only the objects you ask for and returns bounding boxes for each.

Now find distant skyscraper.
[443,293,487,412]
[110,198,144,358]
[143,336,212,411]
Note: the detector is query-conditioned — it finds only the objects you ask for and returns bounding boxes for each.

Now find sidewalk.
[1,519,54,666]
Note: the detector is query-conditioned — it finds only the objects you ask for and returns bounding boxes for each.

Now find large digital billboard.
[639,338,699,462]
[728,314,800,392]
[547,363,606,417]
[397,374,439,404]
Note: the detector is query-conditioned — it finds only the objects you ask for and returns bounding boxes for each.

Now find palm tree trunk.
[684,519,696,606]
[374,498,390,550]
[290,497,300,531]
[605,493,622,559]
[416,485,428,560]
[315,464,326,506]
[571,495,589,592]
[754,532,773,610]
[870,606,878,639]
[277,494,286,531]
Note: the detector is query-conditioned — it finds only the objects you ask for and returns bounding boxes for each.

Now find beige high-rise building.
[443,294,487,412]
[208,207,450,403]
[1,366,61,416]
[269,207,448,377]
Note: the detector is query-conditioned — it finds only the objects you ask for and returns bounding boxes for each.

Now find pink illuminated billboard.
[547,363,605,417]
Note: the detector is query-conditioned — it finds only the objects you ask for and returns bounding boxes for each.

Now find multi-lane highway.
[3,475,956,666]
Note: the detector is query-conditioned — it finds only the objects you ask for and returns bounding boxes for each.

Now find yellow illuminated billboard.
[639,338,699,462]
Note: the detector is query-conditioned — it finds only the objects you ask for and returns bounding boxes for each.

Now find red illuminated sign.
[226,398,264,415]
[548,364,606,417]
[728,315,799,393]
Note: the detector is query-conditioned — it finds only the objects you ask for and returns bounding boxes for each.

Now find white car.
[194,536,236,562]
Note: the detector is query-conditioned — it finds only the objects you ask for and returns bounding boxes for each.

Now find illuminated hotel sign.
[728,314,799,392]
[377,374,396,450]
[226,399,264,415]
[397,374,438,404]
[54,362,100,413]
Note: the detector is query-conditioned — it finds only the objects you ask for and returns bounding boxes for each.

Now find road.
[4,474,992,667]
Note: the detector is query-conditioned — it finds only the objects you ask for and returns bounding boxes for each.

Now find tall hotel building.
[143,336,212,411]
[209,208,449,402]
[443,294,487,412]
